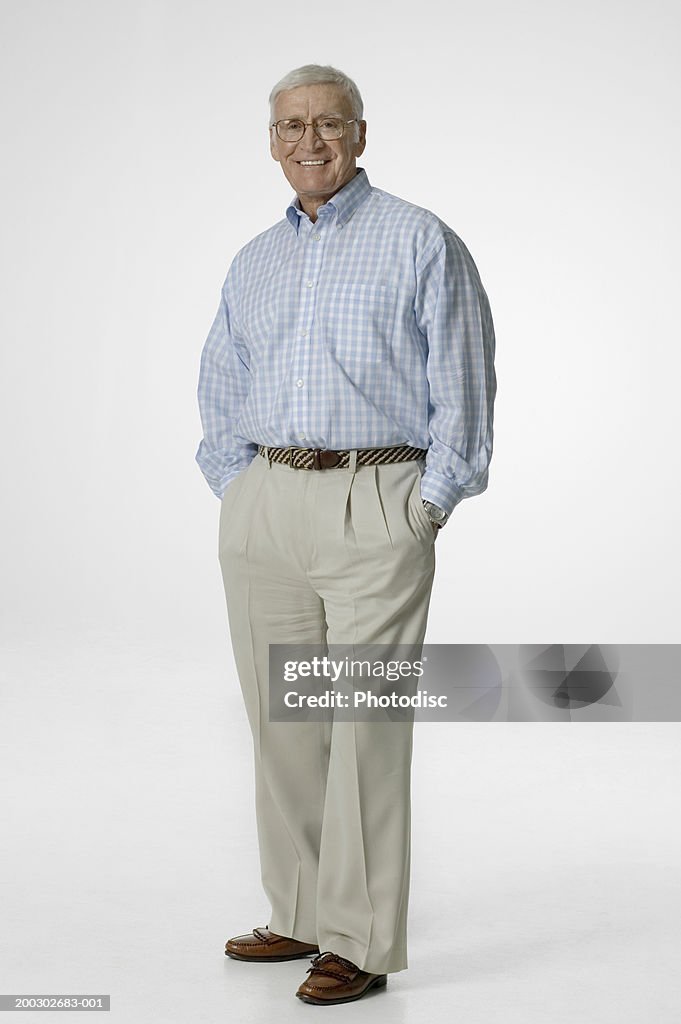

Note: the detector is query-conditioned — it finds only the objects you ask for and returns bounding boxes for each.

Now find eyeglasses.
[270,117,357,143]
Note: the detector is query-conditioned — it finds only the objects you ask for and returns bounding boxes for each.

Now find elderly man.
[195,63,496,1006]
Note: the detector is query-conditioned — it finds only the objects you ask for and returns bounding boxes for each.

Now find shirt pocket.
[322,282,397,367]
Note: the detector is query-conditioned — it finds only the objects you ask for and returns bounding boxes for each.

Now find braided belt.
[257,443,427,470]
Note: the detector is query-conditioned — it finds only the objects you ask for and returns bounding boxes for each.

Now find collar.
[285,167,372,233]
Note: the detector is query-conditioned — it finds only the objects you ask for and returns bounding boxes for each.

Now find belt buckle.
[287,446,294,468]
[311,448,342,470]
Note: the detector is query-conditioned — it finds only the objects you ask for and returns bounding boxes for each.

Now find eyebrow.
[278,111,346,120]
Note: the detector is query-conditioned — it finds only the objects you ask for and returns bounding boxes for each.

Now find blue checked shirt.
[195,167,496,515]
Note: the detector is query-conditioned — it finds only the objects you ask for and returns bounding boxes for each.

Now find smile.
[297,160,330,166]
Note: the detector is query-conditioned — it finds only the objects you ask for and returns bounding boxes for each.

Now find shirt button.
[312,234,321,241]
[299,434,306,440]
[306,280,314,288]
[296,379,304,388]
[301,329,309,337]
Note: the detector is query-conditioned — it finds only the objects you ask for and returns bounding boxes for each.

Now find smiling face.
[269,82,366,215]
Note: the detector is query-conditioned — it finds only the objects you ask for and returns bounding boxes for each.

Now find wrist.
[422,500,449,528]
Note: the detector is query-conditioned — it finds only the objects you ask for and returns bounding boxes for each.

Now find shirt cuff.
[419,469,465,518]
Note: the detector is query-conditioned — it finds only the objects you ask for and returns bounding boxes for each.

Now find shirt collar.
[285,167,372,233]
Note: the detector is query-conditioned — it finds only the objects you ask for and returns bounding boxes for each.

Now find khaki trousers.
[218,451,436,974]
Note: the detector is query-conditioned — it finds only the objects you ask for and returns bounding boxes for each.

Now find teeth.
[299,160,327,165]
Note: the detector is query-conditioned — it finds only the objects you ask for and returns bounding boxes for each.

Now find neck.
[298,195,329,223]
[297,169,358,223]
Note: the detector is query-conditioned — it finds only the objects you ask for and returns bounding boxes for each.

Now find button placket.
[293,223,325,430]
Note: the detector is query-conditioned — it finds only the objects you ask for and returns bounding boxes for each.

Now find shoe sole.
[225,949,320,962]
[296,973,388,1005]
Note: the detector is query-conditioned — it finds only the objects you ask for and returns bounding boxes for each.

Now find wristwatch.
[422,500,449,528]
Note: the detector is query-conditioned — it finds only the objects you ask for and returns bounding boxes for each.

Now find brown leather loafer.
[225,925,319,962]
[296,951,388,1005]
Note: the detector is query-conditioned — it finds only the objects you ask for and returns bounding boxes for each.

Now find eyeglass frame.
[269,117,359,142]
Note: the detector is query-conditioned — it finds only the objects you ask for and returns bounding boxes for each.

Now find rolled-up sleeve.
[195,267,257,499]
[415,230,497,515]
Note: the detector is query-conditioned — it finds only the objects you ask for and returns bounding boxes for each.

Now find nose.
[300,122,325,148]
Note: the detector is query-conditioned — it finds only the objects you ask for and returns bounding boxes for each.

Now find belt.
[257,443,428,470]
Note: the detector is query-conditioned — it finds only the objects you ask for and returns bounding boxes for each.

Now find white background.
[1,1,679,1021]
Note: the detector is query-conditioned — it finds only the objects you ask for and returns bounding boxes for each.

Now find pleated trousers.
[218,450,436,974]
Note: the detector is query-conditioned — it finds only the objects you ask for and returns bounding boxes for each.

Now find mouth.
[296,159,331,166]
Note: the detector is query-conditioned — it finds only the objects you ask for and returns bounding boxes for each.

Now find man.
[195,63,496,1006]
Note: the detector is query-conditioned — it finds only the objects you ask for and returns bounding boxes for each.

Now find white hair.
[269,64,364,139]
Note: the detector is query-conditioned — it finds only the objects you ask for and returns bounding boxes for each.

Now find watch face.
[424,501,447,522]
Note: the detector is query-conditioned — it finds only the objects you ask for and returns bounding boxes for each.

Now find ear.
[354,120,367,158]
[269,127,280,163]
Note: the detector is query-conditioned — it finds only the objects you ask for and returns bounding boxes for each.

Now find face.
[270,82,366,203]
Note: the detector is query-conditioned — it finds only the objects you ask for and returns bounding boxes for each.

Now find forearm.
[195,278,255,499]
[418,233,497,516]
